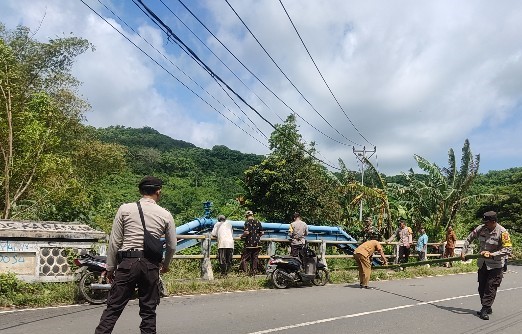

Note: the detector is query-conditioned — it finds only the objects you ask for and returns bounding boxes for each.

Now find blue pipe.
[175,218,380,265]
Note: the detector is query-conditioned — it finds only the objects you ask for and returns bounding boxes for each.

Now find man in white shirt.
[211,215,234,276]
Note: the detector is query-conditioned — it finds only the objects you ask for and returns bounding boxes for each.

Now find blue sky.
[1,0,521,175]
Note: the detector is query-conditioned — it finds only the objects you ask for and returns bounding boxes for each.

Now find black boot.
[477,308,489,320]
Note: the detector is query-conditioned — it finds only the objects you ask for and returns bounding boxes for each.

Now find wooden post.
[201,233,214,280]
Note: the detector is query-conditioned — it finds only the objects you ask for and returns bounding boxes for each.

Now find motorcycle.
[73,253,166,305]
[266,243,329,289]
[74,253,111,304]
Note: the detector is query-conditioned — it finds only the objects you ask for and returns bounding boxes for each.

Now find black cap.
[139,176,163,190]
[482,211,497,222]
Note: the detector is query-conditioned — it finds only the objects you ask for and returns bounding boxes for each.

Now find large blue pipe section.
[175,218,381,265]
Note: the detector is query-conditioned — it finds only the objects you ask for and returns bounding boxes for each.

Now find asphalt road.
[1,265,521,334]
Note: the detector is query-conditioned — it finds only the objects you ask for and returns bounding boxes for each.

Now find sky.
[1,0,521,175]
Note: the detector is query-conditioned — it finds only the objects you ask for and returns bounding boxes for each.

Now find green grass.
[0,259,504,309]
[0,273,78,308]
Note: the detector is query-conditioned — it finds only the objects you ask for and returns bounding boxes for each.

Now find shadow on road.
[0,305,104,332]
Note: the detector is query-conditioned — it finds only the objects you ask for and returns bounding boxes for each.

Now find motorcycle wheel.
[312,268,329,286]
[271,268,289,289]
[79,271,109,305]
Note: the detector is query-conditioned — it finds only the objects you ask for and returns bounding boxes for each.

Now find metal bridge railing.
[173,234,455,280]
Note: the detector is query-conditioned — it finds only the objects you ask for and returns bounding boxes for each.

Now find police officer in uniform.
[461,211,512,320]
[288,212,308,257]
[95,176,176,334]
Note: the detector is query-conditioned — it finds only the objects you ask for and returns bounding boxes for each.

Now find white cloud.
[1,0,521,174]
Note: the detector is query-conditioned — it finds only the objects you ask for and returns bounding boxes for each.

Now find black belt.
[119,250,144,258]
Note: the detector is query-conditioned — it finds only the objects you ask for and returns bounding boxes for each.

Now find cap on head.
[139,176,163,191]
[218,215,226,222]
[245,210,254,217]
[482,211,497,223]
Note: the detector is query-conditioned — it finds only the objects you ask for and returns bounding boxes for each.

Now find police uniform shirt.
[289,219,308,245]
[462,223,512,270]
[106,197,177,271]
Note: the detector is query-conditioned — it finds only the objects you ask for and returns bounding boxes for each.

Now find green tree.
[0,24,94,218]
[243,115,340,223]
[398,139,491,234]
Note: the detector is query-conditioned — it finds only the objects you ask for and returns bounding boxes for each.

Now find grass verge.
[3,259,518,309]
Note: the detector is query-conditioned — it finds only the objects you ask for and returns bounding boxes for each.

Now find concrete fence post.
[319,240,327,268]
[201,233,214,280]
[394,244,399,264]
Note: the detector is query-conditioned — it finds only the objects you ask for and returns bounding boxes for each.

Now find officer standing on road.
[461,211,512,320]
[95,176,176,334]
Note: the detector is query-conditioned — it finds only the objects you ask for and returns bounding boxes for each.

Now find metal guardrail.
[173,234,448,261]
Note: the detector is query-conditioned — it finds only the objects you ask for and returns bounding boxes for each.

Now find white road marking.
[0,304,85,314]
[245,286,522,334]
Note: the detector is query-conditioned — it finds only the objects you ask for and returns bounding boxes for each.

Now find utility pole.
[352,146,377,222]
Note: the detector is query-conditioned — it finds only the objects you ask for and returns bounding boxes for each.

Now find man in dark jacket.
[240,210,263,275]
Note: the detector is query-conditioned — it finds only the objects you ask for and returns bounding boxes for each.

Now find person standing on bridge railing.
[354,235,388,289]
[240,210,263,276]
[461,211,512,321]
[211,214,234,276]
[288,212,308,257]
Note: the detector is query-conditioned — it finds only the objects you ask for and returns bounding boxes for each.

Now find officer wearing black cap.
[95,176,176,334]
[461,211,512,320]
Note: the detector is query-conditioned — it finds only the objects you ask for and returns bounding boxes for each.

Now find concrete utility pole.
[352,146,377,222]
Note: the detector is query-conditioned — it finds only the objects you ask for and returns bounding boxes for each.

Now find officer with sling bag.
[95,176,176,334]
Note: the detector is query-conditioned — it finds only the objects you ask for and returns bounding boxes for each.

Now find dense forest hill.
[95,125,196,150]
[89,126,264,228]
[94,126,263,178]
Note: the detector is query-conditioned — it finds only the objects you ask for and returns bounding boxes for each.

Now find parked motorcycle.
[74,253,111,304]
[266,244,329,289]
[74,253,167,305]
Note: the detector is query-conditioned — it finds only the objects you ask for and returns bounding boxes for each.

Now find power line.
[175,0,351,148]
[225,0,361,147]
[132,0,341,170]
[279,0,374,146]
[129,0,268,140]
[158,0,284,124]
[79,0,268,149]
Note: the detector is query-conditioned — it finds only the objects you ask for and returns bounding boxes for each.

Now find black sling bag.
[136,201,163,264]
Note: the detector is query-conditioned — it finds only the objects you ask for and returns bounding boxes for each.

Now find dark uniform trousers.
[95,257,160,334]
[478,263,503,308]
[398,246,410,263]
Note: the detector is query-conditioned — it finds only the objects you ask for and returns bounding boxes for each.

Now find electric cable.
[279,0,373,146]
[225,0,361,146]
[175,0,350,148]
[129,0,268,139]
[80,0,268,149]
[159,0,284,123]
[133,0,342,170]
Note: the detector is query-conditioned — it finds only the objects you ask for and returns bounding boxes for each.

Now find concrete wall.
[0,220,106,282]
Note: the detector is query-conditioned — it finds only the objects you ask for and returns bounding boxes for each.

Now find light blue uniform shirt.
[416,233,428,252]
